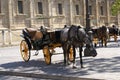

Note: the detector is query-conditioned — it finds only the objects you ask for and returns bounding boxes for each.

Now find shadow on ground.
[0,56,120,77]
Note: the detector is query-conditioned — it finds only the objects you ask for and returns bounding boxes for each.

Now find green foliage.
[111,0,120,15]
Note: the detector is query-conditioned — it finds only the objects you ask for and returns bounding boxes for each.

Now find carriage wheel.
[20,40,30,62]
[43,46,51,65]
[69,47,74,62]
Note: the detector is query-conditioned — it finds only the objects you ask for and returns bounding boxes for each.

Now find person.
[40,26,47,35]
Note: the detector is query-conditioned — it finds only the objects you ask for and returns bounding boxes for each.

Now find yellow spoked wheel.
[43,46,51,65]
[20,40,30,62]
[69,47,74,62]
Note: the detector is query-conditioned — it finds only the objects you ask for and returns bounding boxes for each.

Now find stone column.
[47,0,51,27]
[29,0,35,27]
[95,0,99,27]
[8,0,13,44]
[106,0,110,26]
[69,0,73,25]
[64,0,69,26]
[83,0,86,27]
[8,0,13,28]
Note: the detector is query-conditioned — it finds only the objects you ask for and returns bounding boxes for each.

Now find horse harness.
[68,25,81,42]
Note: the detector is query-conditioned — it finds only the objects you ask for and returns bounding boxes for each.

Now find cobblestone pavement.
[0,37,120,80]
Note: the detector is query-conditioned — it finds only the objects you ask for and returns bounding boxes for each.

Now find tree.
[111,0,120,15]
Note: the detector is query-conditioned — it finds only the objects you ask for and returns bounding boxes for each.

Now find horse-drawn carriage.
[20,25,97,68]
[20,26,73,65]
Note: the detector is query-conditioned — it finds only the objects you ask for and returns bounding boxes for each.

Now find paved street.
[0,37,120,80]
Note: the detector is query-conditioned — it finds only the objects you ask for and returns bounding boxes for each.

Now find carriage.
[20,25,97,68]
[20,26,73,65]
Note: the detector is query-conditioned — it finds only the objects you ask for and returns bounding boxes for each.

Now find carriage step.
[51,52,62,55]
[33,51,39,56]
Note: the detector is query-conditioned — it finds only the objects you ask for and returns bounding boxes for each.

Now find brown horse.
[91,26,108,47]
[61,25,97,68]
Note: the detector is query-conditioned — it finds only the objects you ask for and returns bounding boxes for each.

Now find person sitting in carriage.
[31,26,50,49]
[40,26,47,35]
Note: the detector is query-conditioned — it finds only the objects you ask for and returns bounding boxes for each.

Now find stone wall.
[0,0,119,46]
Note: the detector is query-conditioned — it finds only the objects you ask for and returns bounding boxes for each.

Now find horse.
[91,26,109,47]
[61,25,97,68]
[108,25,119,42]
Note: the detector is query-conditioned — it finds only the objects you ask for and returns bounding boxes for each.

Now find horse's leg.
[63,43,70,66]
[79,46,83,68]
[105,41,107,47]
[72,45,77,69]
[98,39,101,47]
[104,38,107,47]
[62,44,67,66]
[67,44,71,65]
[101,39,103,47]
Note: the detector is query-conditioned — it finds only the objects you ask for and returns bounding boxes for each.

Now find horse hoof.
[72,66,77,69]
[67,61,71,65]
[81,66,84,68]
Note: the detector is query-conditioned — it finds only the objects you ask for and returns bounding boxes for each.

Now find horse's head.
[84,35,97,57]
[77,28,97,57]
[84,43,97,57]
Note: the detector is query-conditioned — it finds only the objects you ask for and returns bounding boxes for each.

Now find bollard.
[2,30,5,45]
[8,29,12,45]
